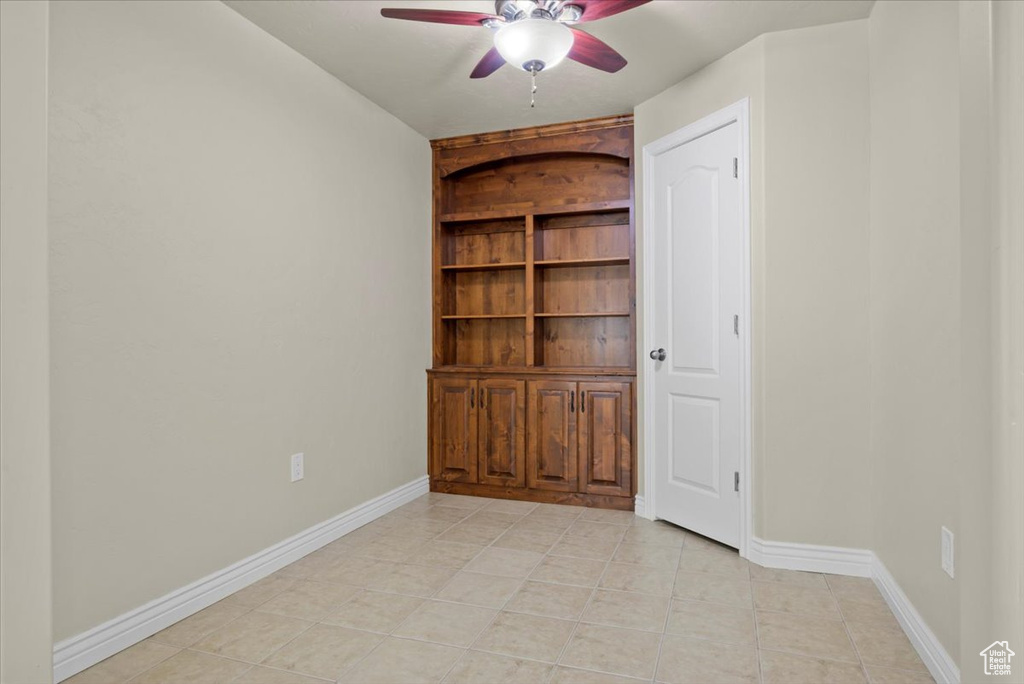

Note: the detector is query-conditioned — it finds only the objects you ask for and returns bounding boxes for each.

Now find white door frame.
[641,98,753,558]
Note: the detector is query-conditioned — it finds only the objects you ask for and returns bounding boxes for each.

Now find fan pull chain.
[530,66,537,108]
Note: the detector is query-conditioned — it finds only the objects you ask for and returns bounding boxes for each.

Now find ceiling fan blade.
[576,0,652,23]
[470,47,506,79]
[567,28,627,73]
[380,8,499,26]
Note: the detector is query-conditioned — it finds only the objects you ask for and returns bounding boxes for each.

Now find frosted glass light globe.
[494,18,574,72]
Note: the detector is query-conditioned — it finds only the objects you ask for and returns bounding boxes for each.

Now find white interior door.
[650,121,742,548]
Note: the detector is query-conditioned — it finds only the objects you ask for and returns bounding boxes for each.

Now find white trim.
[746,538,959,684]
[872,556,961,684]
[747,537,873,577]
[641,98,753,556]
[52,475,430,683]
[634,495,645,518]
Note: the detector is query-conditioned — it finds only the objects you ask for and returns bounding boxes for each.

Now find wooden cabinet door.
[431,377,478,483]
[477,378,526,487]
[527,380,578,492]
[578,381,632,497]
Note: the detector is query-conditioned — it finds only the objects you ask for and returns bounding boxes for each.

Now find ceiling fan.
[380,1,651,79]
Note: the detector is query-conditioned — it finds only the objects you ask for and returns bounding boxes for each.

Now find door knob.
[650,348,666,362]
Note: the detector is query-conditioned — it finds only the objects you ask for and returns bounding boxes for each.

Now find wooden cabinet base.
[430,480,634,511]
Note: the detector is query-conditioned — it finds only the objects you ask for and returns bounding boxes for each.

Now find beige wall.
[0,1,55,682]
[635,20,872,549]
[990,0,1024,670]
[868,0,963,659]
[48,0,431,641]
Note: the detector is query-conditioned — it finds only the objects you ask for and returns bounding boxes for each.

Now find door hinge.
[733,314,739,336]
[733,157,738,179]
[734,471,740,492]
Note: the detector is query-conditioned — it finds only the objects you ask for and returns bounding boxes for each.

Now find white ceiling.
[225,0,874,140]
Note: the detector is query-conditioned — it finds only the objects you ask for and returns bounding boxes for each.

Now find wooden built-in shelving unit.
[428,115,636,509]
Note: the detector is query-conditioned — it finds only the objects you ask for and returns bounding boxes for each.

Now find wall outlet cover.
[291,453,304,482]
[941,526,954,578]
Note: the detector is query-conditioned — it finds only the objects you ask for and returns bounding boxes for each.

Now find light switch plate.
[941,526,954,578]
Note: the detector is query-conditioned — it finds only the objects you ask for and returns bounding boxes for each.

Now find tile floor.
[68,493,934,684]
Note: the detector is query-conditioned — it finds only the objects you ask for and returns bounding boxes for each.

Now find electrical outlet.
[941,526,955,578]
[290,453,304,483]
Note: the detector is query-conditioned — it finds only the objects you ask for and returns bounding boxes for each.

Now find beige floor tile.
[581,589,670,632]
[665,599,756,645]
[492,528,562,554]
[510,516,576,535]
[613,542,682,569]
[431,493,490,509]
[393,600,497,647]
[261,624,382,680]
[365,563,456,597]
[749,565,828,588]
[677,545,751,579]
[753,581,841,618]
[550,667,649,683]
[657,634,759,684]
[391,498,435,517]
[317,536,367,556]
[128,650,249,684]
[442,650,553,684]
[339,637,463,684]
[846,621,929,672]
[382,518,456,539]
[405,541,485,569]
[672,570,753,607]
[565,521,628,543]
[434,571,523,608]
[530,555,608,587]
[321,590,422,633]
[192,610,312,663]
[756,611,859,663]
[580,508,636,525]
[482,499,539,515]
[561,623,661,680]
[413,506,476,524]
[352,536,427,562]
[529,503,584,520]
[150,602,249,648]
[472,611,576,662]
[462,510,521,528]
[623,521,687,547]
[760,650,868,684]
[549,537,620,561]
[826,575,884,602]
[277,551,347,581]
[67,641,180,684]
[505,580,594,620]
[312,556,388,587]
[224,573,298,607]
[258,580,361,621]
[435,523,509,546]
[837,595,901,628]
[601,563,676,596]
[463,547,544,578]
[864,666,936,683]
[233,666,331,683]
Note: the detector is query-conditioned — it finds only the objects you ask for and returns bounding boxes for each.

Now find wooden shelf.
[440,262,525,272]
[535,311,631,318]
[535,257,629,269]
[439,199,630,224]
[441,314,526,320]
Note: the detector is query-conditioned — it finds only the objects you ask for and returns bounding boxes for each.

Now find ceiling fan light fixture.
[494,18,574,72]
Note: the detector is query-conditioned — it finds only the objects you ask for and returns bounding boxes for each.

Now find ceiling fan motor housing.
[494,1,583,24]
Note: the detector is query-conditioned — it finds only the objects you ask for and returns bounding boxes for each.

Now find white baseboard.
[746,536,959,684]
[747,536,874,577]
[53,475,430,683]
[872,556,960,684]
[634,495,646,518]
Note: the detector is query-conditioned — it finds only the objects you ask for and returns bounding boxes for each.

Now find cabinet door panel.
[478,379,526,486]
[578,381,632,496]
[432,378,478,483]
[527,380,578,491]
